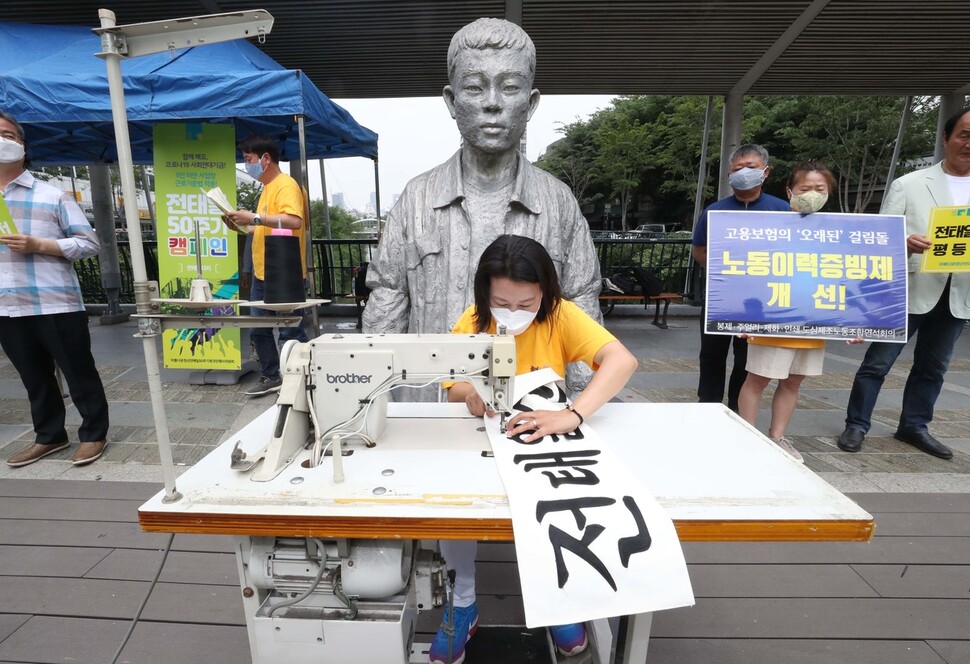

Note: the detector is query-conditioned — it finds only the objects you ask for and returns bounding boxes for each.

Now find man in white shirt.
[838,107,970,459]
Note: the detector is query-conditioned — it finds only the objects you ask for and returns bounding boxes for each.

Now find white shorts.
[746,344,825,380]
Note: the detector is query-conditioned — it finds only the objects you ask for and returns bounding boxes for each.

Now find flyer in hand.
[202,186,250,234]
[920,205,970,272]
[0,194,20,236]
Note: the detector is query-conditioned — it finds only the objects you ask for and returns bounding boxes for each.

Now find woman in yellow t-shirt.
[448,234,638,441]
[431,235,637,664]
[738,162,861,462]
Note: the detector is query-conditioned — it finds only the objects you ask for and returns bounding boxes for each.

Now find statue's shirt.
[363,150,601,337]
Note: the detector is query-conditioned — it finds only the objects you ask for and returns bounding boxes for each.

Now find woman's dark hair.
[788,160,836,193]
[472,235,561,333]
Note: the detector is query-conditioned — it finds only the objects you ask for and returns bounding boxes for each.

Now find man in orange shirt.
[225,135,308,395]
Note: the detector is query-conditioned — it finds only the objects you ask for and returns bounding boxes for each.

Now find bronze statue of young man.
[361,18,599,663]
[363,18,600,336]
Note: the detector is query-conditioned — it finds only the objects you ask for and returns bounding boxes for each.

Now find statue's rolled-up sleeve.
[362,204,411,333]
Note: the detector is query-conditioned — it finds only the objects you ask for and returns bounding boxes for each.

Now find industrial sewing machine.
[225,332,518,664]
[138,329,875,663]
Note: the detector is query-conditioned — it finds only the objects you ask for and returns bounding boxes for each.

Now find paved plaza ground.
[2,305,968,490]
[1,305,968,663]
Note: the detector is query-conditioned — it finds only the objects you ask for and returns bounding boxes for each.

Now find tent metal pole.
[319,159,332,240]
[139,165,157,237]
[297,115,320,336]
[373,158,382,242]
[884,95,912,194]
[689,95,715,303]
[97,8,181,503]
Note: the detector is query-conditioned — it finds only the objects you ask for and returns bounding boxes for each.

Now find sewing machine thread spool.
[263,230,305,304]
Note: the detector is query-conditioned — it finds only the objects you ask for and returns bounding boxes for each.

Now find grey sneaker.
[772,436,804,463]
[245,375,282,396]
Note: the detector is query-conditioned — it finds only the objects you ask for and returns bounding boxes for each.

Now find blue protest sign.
[705,211,908,342]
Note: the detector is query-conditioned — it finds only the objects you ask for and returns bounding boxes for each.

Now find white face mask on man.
[0,137,25,164]
[728,166,766,191]
[489,306,539,335]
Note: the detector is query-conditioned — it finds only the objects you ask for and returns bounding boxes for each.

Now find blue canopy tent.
[0,21,378,164]
[0,19,376,314]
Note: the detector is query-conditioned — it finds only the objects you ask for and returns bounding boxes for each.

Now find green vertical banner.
[153,123,242,370]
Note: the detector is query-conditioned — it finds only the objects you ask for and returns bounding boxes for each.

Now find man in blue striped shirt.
[0,110,109,468]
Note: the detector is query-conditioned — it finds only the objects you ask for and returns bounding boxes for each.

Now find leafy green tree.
[770,96,936,212]
[542,94,939,226]
[537,120,599,205]
[236,180,263,211]
[591,98,655,231]
[309,200,359,239]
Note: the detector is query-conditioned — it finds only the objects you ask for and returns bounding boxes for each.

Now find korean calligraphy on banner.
[706,211,908,342]
[154,123,242,370]
[921,206,970,272]
[487,368,694,628]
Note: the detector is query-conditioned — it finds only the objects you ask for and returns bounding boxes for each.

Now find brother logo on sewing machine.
[325,373,373,384]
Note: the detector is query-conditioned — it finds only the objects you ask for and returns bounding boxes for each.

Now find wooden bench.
[599,292,684,329]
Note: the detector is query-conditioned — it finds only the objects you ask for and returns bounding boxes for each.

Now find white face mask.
[790,190,828,214]
[490,306,539,335]
[728,166,767,191]
[0,137,25,164]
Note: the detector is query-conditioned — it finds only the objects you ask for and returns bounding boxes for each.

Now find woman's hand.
[506,408,582,444]
[447,382,494,417]
[463,391,492,418]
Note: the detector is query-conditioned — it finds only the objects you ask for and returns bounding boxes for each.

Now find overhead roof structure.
[5,1,969,99]
[0,21,378,166]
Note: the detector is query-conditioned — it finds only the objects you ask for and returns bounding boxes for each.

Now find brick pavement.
[2,306,969,491]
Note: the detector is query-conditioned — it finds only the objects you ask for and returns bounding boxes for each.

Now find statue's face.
[443,47,539,155]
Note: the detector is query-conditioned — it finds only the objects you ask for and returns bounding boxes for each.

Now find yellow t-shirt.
[251,172,308,281]
[450,299,617,378]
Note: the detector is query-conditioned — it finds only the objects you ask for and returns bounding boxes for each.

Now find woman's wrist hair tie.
[565,404,584,428]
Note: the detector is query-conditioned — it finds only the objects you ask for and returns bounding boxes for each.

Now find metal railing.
[595,237,695,297]
[75,237,695,304]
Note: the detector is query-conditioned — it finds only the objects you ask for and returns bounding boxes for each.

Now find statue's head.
[443,18,540,155]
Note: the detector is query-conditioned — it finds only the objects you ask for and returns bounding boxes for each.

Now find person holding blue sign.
[737,162,849,462]
[692,144,790,412]
[838,107,970,460]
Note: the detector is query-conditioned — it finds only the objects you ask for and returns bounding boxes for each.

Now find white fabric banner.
[487,368,694,627]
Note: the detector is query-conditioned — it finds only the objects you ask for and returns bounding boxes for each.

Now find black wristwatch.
[253,214,262,226]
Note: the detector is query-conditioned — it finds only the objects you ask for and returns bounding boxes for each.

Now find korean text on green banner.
[0,194,20,235]
[154,123,242,369]
[705,211,908,343]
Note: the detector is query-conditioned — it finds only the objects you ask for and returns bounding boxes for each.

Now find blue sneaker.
[429,602,479,664]
[549,622,588,657]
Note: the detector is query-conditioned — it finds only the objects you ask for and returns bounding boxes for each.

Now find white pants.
[439,540,477,608]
